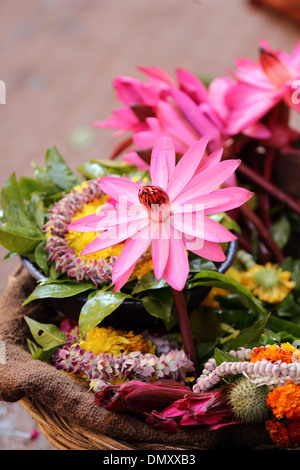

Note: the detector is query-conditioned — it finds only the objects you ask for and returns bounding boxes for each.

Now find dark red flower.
[95,379,191,414]
[145,388,239,432]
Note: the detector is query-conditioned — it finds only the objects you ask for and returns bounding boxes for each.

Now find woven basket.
[19,397,197,451]
[0,264,279,451]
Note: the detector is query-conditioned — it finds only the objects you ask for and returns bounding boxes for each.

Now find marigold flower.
[266,419,291,447]
[78,326,155,356]
[266,419,300,448]
[250,344,294,364]
[240,262,295,304]
[266,380,300,420]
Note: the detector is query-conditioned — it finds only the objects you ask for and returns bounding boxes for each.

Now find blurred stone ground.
[0,0,299,450]
[0,402,55,450]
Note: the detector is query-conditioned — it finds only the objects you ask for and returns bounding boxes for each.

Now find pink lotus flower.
[226,40,300,136]
[95,66,231,157]
[68,136,253,292]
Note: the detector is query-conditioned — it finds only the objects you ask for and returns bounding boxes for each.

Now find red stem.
[109,136,133,159]
[237,162,300,216]
[239,204,284,263]
[259,148,276,229]
[172,288,200,378]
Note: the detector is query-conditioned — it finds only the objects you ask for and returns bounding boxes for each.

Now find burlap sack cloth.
[0,263,276,450]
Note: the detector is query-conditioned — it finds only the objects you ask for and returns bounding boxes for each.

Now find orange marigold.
[266,419,290,447]
[266,419,300,448]
[250,345,294,364]
[266,381,300,421]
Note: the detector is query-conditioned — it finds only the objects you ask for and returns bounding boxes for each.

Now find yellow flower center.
[240,263,295,304]
[65,195,125,261]
[64,186,154,279]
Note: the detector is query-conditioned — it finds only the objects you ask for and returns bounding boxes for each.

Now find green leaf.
[28,194,45,230]
[34,240,49,274]
[76,161,107,180]
[45,147,81,191]
[140,289,174,323]
[24,316,66,351]
[214,347,243,366]
[226,314,270,350]
[27,338,38,355]
[131,272,168,294]
[18,177,42,200]
[0,224,43,255]
[31,160,61,195]
[1,173,42,232]
[266,315,300,339]
[188,256,217,274]
[32,346,60,362]
[77,159,143,179]
[22,280,95,305]
[186,270,266,317]
[271,215,291,249]
[79,289,132,336]
[1,172,27,225]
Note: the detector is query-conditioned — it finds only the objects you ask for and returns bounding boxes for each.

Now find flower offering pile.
[2,40,300,449]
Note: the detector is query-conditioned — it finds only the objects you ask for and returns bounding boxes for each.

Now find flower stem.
[239,204,284,263]
[172,288,199,377]
[260,147,276,229]
[109,136,133,159]
[237,162,300,216]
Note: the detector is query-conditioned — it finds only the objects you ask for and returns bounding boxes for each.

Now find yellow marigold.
[250,344,294,364]
[240,263,295,304]
[78,326,155,356]
[134,258,154,280]
[280,342,300,360]
[266,381,300,421]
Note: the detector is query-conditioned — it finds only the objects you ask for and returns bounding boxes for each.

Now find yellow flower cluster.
[240,263,295,304]
[250,342,300,364]
[65,181,154,279]
[202,260,296,307]
[65,192,125,261]
[78,326,156,357]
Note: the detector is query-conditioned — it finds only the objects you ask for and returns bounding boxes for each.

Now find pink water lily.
[226,39,300,136]
[96,66,231,157]
[68,136,253,292]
